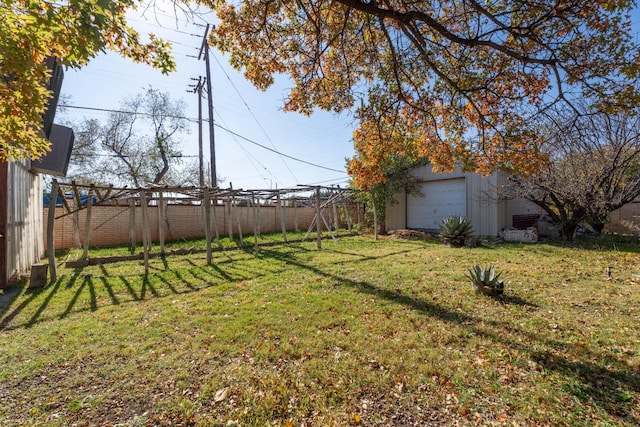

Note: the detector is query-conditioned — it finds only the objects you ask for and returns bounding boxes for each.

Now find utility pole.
[198,24,217,188]
[188,77,205,187]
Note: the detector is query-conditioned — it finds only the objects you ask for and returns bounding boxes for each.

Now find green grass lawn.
[1,235,638,426]
[60,230,345,260]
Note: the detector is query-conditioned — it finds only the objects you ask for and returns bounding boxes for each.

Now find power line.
[214,109,277,183]
[215,124,346,173]
[58,104,347,174]
[306,176,351,186]
[211,51,299,183]
[80,153,198,158]
[126,17,203,37]
[59,104,200,123]
[165,39,200,48]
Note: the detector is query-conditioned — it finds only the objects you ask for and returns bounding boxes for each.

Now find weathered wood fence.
[1,159,44,286]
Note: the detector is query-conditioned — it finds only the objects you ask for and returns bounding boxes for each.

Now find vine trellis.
[46,180,362,280]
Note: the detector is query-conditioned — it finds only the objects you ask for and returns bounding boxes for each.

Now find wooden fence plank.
[332,199,339,236]
[47,180,59,283]
[342,197,352,232]
[158,192,165,255]
[234,195,243,246]
[316,188,322,249]
[226,198,233,241]
[252,192,259,255]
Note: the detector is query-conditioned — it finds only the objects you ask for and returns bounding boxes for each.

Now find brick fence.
[44,203,348,250]
[46,200,636,250]
[605,202,640,235]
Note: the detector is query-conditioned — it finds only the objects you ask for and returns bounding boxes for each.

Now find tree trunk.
[561,222,578,241]
[153,137,170,184]
[590,222,605,233]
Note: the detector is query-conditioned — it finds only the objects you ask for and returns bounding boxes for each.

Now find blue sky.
[58,5,356,190]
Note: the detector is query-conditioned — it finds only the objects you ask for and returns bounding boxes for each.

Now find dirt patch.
[385,229,434,240]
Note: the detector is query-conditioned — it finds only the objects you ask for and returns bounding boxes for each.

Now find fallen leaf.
[214,387,229,403]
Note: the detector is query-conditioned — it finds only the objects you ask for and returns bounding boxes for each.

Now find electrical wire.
[210,51,299,183]
[126,17,203,38]
[306,176,351,186]
[59,104,200,123]
[213,109,277,183]
[58,104,347,174]
[214,124,345,173]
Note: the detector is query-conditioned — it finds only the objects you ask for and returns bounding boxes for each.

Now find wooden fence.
[1,159,44,286]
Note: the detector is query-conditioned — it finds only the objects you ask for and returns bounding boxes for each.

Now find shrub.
[466,264,505,296]
[439,216,473,246]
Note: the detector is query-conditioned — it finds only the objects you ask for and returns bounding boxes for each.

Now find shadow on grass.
[532,350,639,420]
[0,284,40,329]
[499,294,539,308]
[0,282,25,316]
[59,274,98,318]
[140,274,160,299]
[26,273,72,325]
[98,276,120,305]
[255,245,639,423]
[1,241,285,329]
[0,241,381,331]
[252,244,422,266]
[1,239,637,423]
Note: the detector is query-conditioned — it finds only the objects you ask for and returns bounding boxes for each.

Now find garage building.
[385,165,542,237]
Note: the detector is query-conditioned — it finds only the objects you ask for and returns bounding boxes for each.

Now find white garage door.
[407,179,466,230]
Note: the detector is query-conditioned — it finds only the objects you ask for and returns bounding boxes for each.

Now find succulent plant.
[466,264,505,296]
[439,216,473,246]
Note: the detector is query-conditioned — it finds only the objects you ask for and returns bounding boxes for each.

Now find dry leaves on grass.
[214,387,229,403]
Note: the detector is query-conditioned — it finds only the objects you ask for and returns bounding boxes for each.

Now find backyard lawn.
[0,235,638,426]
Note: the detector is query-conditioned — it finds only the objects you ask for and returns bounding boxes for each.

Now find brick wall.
[44,203,353,249]
[605,202,640,235]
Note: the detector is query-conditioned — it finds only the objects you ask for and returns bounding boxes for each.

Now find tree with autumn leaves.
[203,0,640,237]
[207,0,640,188]
[0,0,174,161]
[3,0,640,184]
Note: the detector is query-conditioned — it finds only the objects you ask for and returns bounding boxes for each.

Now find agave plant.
[439,216,473,246]
[466,264,505,296]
